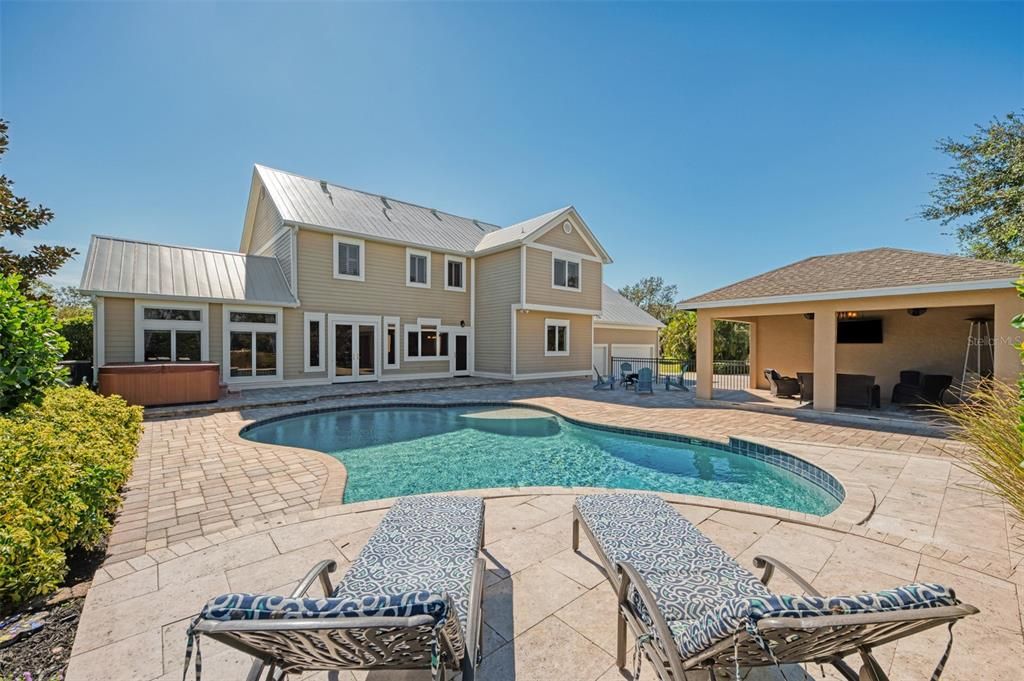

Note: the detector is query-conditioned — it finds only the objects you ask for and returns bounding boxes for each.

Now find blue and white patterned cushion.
[333,495,484,629]
[575,494,771,625]
[669,584,960,659]
[198,590,451,622]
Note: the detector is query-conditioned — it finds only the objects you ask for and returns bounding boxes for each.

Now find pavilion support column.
[993,288,1024,384]
[812,309,837,411]
[696,310,714,400]
[747,320,759,390]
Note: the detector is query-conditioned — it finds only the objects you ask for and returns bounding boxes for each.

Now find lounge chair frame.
[594,365,615,390]
[572,507,977,681]
[194,527,486,681]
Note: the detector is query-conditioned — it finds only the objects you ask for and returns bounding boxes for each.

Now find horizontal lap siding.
[516,312,592,375]
[249,189,284,253]
[533,218,598,256]
[524,248,601,310]
[104,297,135,363]
[473,249,519,375]
[593,328,659,348]
[289,229,470,380]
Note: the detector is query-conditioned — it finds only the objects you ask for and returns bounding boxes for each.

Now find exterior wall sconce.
[837,311,859,320]
[907,308,927,317]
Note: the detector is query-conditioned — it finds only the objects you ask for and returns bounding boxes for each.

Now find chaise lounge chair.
[764,369,800,398]
[572,493,976,681]
[594,366,615,390]
[637,366,654,394]
[184,495,486,681]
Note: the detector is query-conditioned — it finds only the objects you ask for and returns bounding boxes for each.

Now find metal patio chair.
[184,495,486,681]
[572,493,977,681]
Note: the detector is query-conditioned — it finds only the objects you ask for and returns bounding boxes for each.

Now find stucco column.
[696,310,714,400]
[747,319,758,390]
[812,309,837,411]
[993,288,1024,384]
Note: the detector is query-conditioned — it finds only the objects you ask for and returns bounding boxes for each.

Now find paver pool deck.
[66,380,1023,681]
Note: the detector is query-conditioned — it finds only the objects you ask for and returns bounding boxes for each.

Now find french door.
[329,315,380,382]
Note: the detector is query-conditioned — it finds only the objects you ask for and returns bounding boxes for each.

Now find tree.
[0,119,76,290]
[619,276,679,321]
[714,320,750,361]
[0,274,69,411]
[920,111,1024,262]
[33,282,92,320]
[660,310,697,359]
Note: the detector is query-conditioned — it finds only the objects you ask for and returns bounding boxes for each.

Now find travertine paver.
[67,493,1024,681]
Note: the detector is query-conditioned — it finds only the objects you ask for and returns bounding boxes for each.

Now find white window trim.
[223,305,284,383]
[383,315,401,369]
[403,317,449,361]
[551,253,582,292]
[406,248,431,288]
[444,254,466,292]
[544,318,571,357]
[333,235,365,282]
[303,312,326,372]
[133,300,209,363]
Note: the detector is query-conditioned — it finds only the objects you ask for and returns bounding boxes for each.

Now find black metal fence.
[609,357,750,391]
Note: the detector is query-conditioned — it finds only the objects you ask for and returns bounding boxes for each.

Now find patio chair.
[837,373,881,410]
[637,367,654,394]
[594,366,615,390]
[665,368,688,391]
[572,493,977,681]
[892,371,953,406]
[764,369,800,398]
[184,495,486,681]
[620,362,637,390]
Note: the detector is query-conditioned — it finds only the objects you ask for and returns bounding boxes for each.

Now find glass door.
[334,324,353,378]
[331,318,378,382]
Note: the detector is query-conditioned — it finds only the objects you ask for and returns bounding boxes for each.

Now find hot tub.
[98,362,221,407]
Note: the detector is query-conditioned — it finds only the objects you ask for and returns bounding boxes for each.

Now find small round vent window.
[562,221,573,234]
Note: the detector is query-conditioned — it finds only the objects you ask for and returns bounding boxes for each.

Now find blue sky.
[2,1,1021,297]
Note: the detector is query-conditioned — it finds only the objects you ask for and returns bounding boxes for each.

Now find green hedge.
[0,387,143,612]
[60,312,93,362]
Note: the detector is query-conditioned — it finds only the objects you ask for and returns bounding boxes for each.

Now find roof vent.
[431,209,442,221]
[472,219,486,232]
[380,196,391,209]
[319,180,328,192]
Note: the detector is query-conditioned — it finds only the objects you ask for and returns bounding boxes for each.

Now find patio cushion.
[198,590,451,622]
[333,495,484,629]
[574,494,771,625]
[669,583,960,659]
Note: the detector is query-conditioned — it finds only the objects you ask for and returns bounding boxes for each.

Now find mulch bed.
[0,544,107,680]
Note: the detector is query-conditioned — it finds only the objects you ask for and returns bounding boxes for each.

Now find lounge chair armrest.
[753,555,821,596]
[289,559,339,598]
[463,557,486,666]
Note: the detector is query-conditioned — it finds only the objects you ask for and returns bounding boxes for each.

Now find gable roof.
[79,236,298,306]
[249,165,611,261]
[597,284,664,328]
[680,248,1021,308]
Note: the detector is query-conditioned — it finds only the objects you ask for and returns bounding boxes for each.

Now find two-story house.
[79,165,662,390]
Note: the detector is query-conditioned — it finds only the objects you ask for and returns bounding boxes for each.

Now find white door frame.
[328,314,381,383]
[592,343,609,378]
[450,328,473,376]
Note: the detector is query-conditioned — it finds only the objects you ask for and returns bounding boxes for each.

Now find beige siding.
[249,189,284,253]
[104,297,135,363]
[751,314,815,389]
[516,312,592,375]
[523,247,602,310]
[208,303,223,368]
[533,217,598,257]
[593,327,659,348]
[473,249,519,375]
[288,229,470,380]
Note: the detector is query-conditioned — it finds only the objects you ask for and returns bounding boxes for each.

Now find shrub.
[0,387,143,612]
[0,274,69,412]
[59,312,93,362]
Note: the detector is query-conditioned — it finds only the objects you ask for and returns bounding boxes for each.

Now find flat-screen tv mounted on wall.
[837,318,883,344]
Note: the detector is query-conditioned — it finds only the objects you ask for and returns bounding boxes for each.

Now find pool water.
[243,406,840,515]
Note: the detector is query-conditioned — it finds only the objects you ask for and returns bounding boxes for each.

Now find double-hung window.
[544,319,570,356]
[444,255,465,292]
[333,236,364,281]
[135,302,207,363]
[552,255,581,291]
[406,248,430,288]
[225,307,282,381]
[405,319,449,360]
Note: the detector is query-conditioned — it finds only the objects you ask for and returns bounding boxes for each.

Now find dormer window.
[552,255,581,291]
[333,236,364,281]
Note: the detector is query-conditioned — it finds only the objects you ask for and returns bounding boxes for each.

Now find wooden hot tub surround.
[98,362,221,407]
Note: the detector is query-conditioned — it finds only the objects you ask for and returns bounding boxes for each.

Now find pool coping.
[230,400,873,528]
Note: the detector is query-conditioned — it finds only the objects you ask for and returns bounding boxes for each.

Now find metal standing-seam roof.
[680,248,1022,307]
[474,206,573,253]
[79,235,298,305]
[256,165,502,253]
[597,284,665,328]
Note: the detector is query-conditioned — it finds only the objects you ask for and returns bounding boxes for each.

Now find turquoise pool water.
[242,406,840,514]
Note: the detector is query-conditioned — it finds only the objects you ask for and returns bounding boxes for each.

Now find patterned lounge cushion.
[334,495,484,629]
[198,590,451,622]
[575,494,771,624]
[670,584,960,659]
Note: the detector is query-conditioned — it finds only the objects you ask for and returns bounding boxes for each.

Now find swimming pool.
[242,405,842,514]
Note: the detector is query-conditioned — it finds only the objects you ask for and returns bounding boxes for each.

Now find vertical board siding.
[473,249,520,374]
